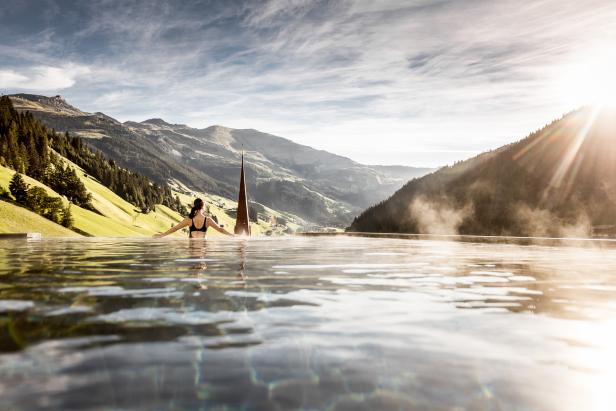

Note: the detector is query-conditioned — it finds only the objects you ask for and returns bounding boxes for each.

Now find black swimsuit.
[189,218,207,236]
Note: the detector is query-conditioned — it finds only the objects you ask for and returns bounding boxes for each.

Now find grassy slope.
[0,200,79,236]
[0,164,187,237]
[61,157,188,237]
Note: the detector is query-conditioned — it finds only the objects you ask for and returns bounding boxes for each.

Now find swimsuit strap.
[190,216,207,231]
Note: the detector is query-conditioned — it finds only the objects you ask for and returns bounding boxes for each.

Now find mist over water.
[409,196,473,235]
[404,195,594,238]
[1,237,615,410]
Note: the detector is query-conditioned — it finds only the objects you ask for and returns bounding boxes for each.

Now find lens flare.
[558,46,616,108]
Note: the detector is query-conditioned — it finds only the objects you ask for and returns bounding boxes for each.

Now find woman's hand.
[153,233,164,238]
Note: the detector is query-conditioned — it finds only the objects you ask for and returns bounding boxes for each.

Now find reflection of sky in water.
[0,237,615,410]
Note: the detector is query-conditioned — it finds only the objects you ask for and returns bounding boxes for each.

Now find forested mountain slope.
[350,107,616,237]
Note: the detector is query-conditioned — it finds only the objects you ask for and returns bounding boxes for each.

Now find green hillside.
[0,200,79,237]
[0,164,187,237]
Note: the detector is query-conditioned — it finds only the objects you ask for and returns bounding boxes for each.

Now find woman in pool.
[153,198,233,238]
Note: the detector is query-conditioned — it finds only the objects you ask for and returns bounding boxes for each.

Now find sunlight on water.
[1,236,615,410]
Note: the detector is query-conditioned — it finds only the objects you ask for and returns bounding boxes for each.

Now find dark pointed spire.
[234,149,251,235]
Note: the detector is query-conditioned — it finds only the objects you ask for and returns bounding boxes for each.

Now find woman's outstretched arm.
[206,217,234,236]
[153,218,191,238]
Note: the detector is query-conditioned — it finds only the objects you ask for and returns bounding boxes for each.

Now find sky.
[0,0,615,167]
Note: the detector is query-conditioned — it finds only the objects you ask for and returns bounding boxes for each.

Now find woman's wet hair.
[189,198,205,218]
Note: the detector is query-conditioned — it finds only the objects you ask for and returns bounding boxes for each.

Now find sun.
[557,45,616,108]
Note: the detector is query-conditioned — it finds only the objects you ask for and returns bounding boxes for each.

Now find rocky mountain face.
[9,94,432,225]
[350,107,616,236]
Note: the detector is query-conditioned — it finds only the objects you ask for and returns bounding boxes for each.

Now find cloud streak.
[0,64,90,90]
[0,0,615,166]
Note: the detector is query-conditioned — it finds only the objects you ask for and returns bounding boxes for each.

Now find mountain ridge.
[9,93,433,226]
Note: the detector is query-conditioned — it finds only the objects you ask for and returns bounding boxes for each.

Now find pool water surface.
[1,236,615,410]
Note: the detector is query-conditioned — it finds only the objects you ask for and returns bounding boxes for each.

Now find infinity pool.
[1,236,615,410]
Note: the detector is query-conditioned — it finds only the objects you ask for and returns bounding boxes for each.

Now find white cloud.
[0,64,90,91]
[0,70,28,87]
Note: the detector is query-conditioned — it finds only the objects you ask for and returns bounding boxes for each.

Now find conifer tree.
[9,173,28,204]
[61,204,74,228]
[25,186,47,214]
[0,184,10,200]
[41,195,64,224]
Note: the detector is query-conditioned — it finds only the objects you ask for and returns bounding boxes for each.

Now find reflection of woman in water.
[188,239,210,289]
[154,198,233,239]
[237,240,247,282]
[187,235,247,290]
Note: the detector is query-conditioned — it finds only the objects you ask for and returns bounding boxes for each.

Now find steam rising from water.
[408,196,591,238]
[515,204,591,238]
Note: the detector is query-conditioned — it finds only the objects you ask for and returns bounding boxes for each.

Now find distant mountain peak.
[141,118,168,125]
[206,125,231,132]
[9,93,85,116]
